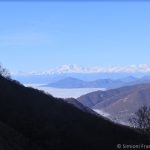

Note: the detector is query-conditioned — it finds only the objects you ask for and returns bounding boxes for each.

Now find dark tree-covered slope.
[0,75,149,150]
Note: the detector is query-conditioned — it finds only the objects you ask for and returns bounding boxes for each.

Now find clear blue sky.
[0,1,150,72]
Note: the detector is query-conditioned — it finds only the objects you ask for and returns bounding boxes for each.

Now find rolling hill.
[78,84,150,124]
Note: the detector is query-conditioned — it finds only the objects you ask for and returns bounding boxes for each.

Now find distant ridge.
[45,76,150,90]
[46,77,87,88]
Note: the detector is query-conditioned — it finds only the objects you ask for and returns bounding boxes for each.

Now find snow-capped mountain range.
[12,64,150,76]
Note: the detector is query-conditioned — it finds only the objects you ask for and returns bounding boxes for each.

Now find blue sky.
[0,1,150,72]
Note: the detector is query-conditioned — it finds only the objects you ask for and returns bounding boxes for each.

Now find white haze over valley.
[93,109,110,117]
[24,84,105,98]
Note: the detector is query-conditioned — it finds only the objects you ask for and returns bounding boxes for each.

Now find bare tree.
[129,106,150,134]
[0,65,11,79]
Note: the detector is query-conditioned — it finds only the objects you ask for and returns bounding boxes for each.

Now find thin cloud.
[0,32,51,46]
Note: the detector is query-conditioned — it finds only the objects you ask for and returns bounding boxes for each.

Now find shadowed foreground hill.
[0,75,149,150]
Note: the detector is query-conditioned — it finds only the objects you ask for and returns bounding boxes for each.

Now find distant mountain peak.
[12,64,150,76]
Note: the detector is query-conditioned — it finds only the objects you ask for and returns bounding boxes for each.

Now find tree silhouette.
[129,106,150,134]
[0,65,11,79]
